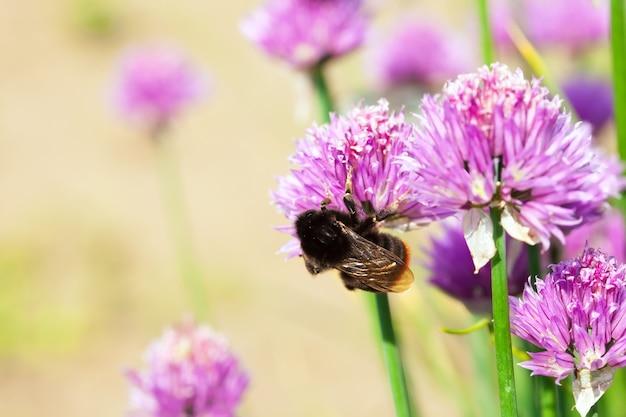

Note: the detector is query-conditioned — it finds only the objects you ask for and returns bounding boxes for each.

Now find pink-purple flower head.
[510,247,626,417]
[399,63,622,271]
[524,0,609,50]
[112,44,205,137]
[564,209,626,264]
[126,320,248,417]
[563,75,614,133]
[370,19,476,90]
[272,98,448,257]
[241,0,368,70]
[426,219,529,315]
[488,0,514,49]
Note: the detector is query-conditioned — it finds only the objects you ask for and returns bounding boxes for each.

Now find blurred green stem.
[490,207,518,417]
[476,0,495,64]
[611,0,626,163]
[367,293,416,417]
[154,133,208,320]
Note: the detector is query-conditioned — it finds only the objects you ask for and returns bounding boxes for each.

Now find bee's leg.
[375,208,395,222]
[342,167,360,222]
[374,191,407,222]
[320,183,335,211]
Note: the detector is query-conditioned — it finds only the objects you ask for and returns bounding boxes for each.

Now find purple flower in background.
[489,0,514,49]
[371,19,476,89]
[524,0,609,49]
[126,320,248,417]
[510,247,626,417]
[400,63,622,271]
[426,219,529,315]
[564,209,626,263]
[272,98,448,258]
[563,75,614,132]
[112,45,205,136]
[241,0,368,70]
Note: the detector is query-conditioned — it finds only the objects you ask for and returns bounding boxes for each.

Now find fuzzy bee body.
[294,190,413,293]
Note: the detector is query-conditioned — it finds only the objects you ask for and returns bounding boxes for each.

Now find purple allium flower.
[370,19,476,89]
[126,320,249,417]
[112,45,205,136]
[510,247,626,417]
[523,0,609,49]
[564,209,626,263]
[272,98,448,258]
[426,219,529,315]
[562,75,614,132]
[241,0,368,70]
[400,63,622,271]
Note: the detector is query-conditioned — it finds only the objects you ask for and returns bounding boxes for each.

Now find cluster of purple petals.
[562,75,614,132]
[399,63,622,251]
[490,0,608,50]
[371,19,476,88]
[523,0,609,49]
[510,247,626,383]
[112,45,204,132]
[563,209,626,263]
[489,0,514,48]
[272,98,450,258]
[241,0,367,69]
[126,321,248,417]
[426,219,529,314]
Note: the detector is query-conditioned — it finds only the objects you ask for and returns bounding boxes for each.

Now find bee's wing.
[334,223,414,293]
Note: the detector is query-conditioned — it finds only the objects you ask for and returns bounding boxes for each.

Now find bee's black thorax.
[295,209,354,269]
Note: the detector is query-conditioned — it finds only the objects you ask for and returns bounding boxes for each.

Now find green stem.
[309,63,334,124]
[476,0,496,65]
[490,207,518,417]
[538,378,556,417]
[611,0,626,163]
[367,293,416,417]
[154,135,208,320]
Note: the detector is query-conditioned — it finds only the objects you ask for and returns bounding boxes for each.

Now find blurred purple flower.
[489,0,514,49]
[241,0,368,70]
[272,98,448,257]
[112,45,205,136]
[562,75,614,132]
[524,0,609,49]
[126,320,248,417]
[399,63,622,271]
[371,19,476,88]
[426,219,529,315]
[510,247,626,417]
[564,209,626,263]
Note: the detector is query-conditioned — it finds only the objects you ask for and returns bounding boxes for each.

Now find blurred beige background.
[0,1,488,416]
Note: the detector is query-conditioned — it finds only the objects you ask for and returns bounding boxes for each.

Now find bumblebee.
[294,179,413,293]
